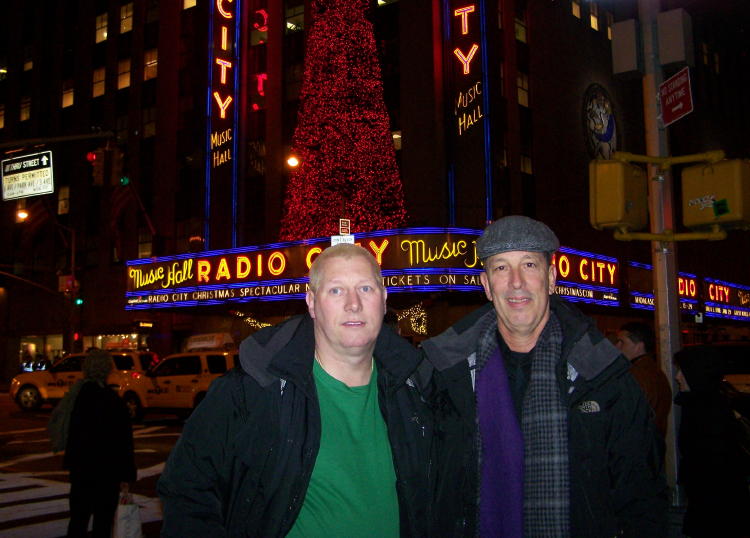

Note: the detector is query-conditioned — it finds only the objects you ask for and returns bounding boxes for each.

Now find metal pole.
[638,0,683,505]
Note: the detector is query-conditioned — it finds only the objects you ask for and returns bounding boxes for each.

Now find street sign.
[659,66,693,127]
[1,150,54,201]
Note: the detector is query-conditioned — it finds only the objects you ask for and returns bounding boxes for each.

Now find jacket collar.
[239,313,420,390]
[424,296,624,382]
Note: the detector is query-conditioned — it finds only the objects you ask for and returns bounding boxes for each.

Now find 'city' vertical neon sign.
[444,0,493,225]
[206,0,241,248]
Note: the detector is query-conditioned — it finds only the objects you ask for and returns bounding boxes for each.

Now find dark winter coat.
[157,314,432,537]
[674,345,750,537]
[64,381,137,483]
[420,296,669,537]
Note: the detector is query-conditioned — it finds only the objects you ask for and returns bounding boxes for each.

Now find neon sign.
[703,277,750,321]
[552,247,620,306]
[209,0,237,166]
[125,228,485,309]
[451,4,483,137]
[627,262,700,313]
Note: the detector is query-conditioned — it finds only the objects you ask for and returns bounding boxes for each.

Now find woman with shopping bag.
[48,349,137,538]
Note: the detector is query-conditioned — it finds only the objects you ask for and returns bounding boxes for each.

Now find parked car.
[716,341,750,395]
[122,350,238,420]
[9,350,157,415]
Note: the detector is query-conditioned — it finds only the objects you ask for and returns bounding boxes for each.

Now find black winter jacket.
[157,314,432,537]
[64,381,136,483]
[420,296,668,537]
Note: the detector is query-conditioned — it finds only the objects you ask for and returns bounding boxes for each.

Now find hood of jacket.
[423,295,623,383]
[239,313,422,390]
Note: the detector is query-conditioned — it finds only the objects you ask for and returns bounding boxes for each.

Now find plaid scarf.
[475,311,569,537]
[521,312,569,537]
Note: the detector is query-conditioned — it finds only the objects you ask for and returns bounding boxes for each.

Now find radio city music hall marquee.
[125,228,750,323]
[125,228,630,310]
[126,228,485,309]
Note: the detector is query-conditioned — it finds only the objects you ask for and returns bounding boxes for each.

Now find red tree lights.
[279,0,407,241]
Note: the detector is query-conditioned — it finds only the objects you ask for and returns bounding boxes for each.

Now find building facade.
[1,0,748,378]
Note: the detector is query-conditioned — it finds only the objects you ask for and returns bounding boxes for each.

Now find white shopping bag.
[112,492,142,538]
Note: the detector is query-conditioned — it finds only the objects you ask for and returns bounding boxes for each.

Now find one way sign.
[1,150,54,201]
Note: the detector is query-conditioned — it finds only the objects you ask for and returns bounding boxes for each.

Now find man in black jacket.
[158,244,431,537]
[422,216,668,537]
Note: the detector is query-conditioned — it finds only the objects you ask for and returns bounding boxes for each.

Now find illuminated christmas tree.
[279,0,407,240]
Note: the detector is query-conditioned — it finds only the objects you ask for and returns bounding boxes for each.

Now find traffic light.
[682,159,750,229]
[110,148,129,185]
[74,296,84,306]
[589,160,649,231]
[87,148,106,185]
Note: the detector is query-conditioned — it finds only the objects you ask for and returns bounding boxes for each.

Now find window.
[701,42,709,65]
[142,107,156,138]
[155,355,201,376]
[118,59,131,89]
[183,0,197,8]
[23,59,33,71]
[589,2,599,30]
[207,355,228,374]
[120,3,134,34]
[571,0,581,19]
[520,155,533,174]
[112,354,135,370]
[58,186,70,215]
[392,131,402,151]
[62,81,74,108]
[144,49,158,80]
[285,4,304,34]
[138,227,152,258]
[0,105,4,129]
[714,52,720,74]
[606,12,613,40]
[92,67,105,97]
[20,96,31,121]
[517,72,529,107]
[95,13,108,43]
[51,355,83,372]
[499,61,504,96]
[514,17,527,43]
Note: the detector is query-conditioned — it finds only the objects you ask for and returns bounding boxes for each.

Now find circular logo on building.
[583,84,617,159]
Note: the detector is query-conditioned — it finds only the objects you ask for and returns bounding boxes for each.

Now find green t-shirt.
[285,359,400,538]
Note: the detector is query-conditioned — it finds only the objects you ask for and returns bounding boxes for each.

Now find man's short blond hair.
[308,244,383,292]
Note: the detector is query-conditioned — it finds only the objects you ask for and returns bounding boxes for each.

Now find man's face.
[306,255,387,358]
[615,331,644,360]
[480,250,556,349]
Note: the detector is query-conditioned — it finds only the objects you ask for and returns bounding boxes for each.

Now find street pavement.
[0,392,181,537]
[0,391,689,537]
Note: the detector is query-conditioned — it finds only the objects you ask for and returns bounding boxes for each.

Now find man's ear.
[548,263,557,294]
[305,290,316,319]
[479,271,492,302]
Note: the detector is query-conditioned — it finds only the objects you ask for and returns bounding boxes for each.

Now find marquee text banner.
[125,228,484,309]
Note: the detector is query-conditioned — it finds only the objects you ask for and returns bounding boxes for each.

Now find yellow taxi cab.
[124,350,238,419]
[9,350,157,414]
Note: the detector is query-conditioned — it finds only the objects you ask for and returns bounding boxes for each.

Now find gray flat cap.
[476,215,559,260]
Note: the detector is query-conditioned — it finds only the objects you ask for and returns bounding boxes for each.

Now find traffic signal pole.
[638,0,682,504]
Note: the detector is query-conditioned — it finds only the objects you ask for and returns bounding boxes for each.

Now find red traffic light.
[86,151,98,163]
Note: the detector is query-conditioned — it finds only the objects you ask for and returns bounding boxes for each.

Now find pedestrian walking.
[48,349,136,538]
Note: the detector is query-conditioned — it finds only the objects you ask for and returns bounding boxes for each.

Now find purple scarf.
[476,346,524,537]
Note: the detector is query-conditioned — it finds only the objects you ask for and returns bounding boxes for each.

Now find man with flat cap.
[421,215,668,537]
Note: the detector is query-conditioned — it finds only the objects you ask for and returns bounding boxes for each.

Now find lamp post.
[16,207,80,352]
